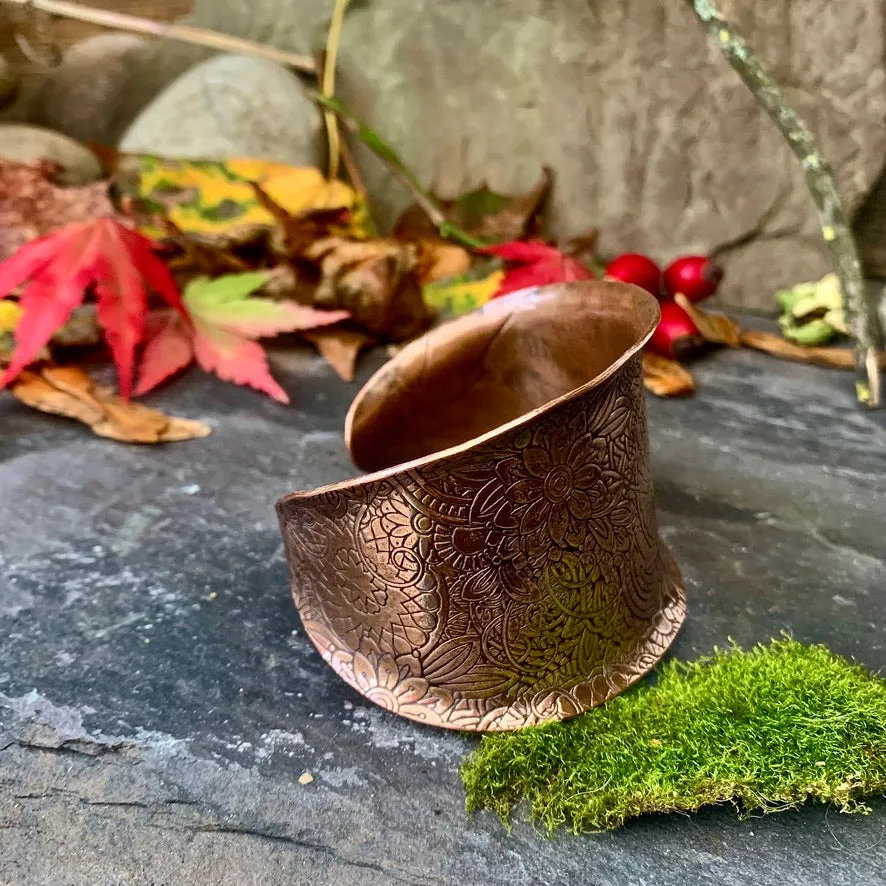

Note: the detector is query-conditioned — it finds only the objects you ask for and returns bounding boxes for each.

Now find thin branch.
[685,0,881,408]
[3,0,316,74]
[322,0,350,180]
[311,92,486,250]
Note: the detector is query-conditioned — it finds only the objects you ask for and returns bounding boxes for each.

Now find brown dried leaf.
[447,167,553,243]
[0,159,115,262]
[738,329,886,370]
[304,237,434,341]
[675,294,741,347]
[12,370,105,426]
[10,365,210,443]
[252,182,356,257]
[303,327,374,382]
[415,239,472,285]
[562,229,601,267]
[642,352,696,398]
[258,264,301,299]
[394,167,553,244]
[159,218,254,279]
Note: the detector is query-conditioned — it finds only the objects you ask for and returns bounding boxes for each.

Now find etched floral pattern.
[277,357,687,731]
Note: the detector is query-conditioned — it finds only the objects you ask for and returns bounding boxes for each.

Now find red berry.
[605,253,662,298]
[662,255,724,302]
[648,301,705,360]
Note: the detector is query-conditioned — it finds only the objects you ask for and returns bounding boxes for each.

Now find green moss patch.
[461,639,886,833]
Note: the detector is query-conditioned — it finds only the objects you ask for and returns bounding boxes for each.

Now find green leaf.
[775,282,815,315]
[184,272,272,308]
[183,272,349,340]
[781,317,837,346]
[423,269,504,319]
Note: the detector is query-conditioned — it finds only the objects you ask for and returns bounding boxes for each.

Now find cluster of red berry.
[604,254,724,359]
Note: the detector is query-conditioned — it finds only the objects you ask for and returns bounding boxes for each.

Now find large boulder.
[21,35,148,146]
[22,0,886,309]
[118,54,323,166]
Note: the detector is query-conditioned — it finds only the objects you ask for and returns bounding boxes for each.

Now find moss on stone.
[461,639,886,833]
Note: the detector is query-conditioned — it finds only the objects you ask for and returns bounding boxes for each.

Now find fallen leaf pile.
[2,147,882,443]
[422,269,505,317]
[136,272,349,403]
[115,154,448,372]
[304,237,432,340]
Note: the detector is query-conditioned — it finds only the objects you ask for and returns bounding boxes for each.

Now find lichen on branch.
[685,0,881,407]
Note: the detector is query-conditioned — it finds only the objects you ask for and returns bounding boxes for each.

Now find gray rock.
[0,53,18,108]
[1,337,886,885]
[118,53,323,166]
[0,124,102,185]
[22,34,148,146]
[117,0,886,310]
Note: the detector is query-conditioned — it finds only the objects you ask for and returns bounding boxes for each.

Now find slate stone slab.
[1,344,885,886]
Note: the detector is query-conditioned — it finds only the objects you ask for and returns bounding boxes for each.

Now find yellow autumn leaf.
[0,299,21,335]
[225,160,357,214]
[115,154,368,246]
[423,270,505,318]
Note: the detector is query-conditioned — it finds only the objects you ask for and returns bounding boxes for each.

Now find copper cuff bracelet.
[277,280,686,731]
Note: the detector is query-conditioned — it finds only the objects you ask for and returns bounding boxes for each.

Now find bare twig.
[338,133,369,208]
[685,0,881,408]
[322,0,350,180]
[312,92,486,250]
[333,97,378,237]
[3,0,316,74]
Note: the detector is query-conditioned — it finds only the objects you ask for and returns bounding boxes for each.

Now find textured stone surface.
[0,0,190,107]
[854,170,886,280]
[0,123,102,185]
[119,53,324,166]
[106,0,886,311]
[20,34,148,147]
[1,338,886,885]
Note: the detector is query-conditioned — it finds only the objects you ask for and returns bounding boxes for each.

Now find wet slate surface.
[1,344,885,886]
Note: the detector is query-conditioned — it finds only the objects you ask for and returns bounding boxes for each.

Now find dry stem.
[322,0,350,179]
[3,0,316,74]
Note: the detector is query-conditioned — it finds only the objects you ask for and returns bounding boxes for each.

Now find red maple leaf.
[136,272,350,403]
[0,218,183,398]
[484,240,594,297]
